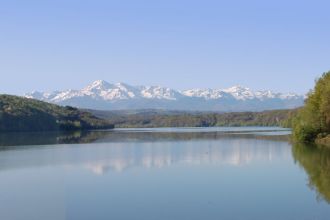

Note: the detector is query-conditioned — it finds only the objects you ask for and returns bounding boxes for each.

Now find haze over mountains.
[25,80,304,111]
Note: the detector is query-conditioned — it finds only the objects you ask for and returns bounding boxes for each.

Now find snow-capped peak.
[221,85,254,100]
[182,88,226,99]
[83,80,112,91]
[141,86,181,100]
[24,80,304,111]
[222,85,247,93]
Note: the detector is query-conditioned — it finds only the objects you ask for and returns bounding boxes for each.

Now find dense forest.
[89,109,296,128]
[291,71,330,145]
[0,95,114,132]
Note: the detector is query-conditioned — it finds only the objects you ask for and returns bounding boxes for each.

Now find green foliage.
[90,109,294,128]
[292,71,330,143]
[0,95,114,132]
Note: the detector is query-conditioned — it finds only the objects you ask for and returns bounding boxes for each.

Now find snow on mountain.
[222,85,255,100]
[141,86,182,100]
[182,85,300,101]
[25,91,48,100]
[24,80,305,111]
[81,81,138,100]
[182,88,226,99]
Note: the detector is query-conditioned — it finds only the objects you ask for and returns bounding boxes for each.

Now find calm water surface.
[0,127,329,220]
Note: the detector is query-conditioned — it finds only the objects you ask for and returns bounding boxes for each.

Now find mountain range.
[25,80,304,111]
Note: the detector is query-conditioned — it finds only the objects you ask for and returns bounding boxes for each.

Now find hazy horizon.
[1,0,329,95]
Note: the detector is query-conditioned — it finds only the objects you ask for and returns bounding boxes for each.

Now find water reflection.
[0,131,291,175]
[1,129,330,220]
[292,143,330,203]
[0,128,290,148]
[85,140,291,174]
[0,131,99,147]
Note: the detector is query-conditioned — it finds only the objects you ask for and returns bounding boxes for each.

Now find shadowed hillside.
[0,95,114,132]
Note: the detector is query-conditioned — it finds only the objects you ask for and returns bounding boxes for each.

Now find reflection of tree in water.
[0,130,290,148]
[292,144,330,203]
[0,131,98,149]
[87,131,290,143]
[0,132,292,174]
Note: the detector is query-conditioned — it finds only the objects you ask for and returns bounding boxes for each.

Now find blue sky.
[0,0,329,95]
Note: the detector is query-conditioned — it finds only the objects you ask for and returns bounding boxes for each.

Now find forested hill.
[0,95,114,132]
[88,109,296,128]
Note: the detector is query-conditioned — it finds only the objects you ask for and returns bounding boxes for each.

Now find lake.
[0,127,329,220]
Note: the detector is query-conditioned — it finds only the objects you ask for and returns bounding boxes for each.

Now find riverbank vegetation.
[0,95,114,132]
[89,109,295,128]
[291,71,330,145]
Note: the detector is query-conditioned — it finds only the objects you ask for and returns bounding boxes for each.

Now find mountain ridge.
[25,80,304,111]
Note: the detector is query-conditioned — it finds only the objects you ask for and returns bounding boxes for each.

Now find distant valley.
[25,80,304,111]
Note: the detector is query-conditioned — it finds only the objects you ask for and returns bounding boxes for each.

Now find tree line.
[90,109,295,128]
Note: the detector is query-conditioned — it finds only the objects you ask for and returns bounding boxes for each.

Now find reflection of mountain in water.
[0,132,291,175]
[83,140,291,174]
[292,144,330,203]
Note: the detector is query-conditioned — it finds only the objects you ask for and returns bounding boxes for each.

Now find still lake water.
[0,127,330,220]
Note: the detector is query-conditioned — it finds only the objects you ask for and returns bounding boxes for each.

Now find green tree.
[292,71,330,142]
